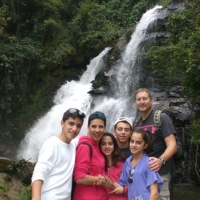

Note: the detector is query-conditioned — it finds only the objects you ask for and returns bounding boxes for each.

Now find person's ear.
[144,143,148,149]
[61,120,64,128]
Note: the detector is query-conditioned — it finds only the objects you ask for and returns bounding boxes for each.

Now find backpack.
[133,110,183,159]
[71,142,92,200]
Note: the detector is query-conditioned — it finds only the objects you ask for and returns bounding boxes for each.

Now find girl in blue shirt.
[111,129,163,200]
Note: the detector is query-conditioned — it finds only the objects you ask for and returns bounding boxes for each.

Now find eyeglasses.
[128,169,135,183]
[69,108,85,118]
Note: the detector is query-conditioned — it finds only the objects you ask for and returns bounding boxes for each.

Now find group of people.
[31,88,177,200]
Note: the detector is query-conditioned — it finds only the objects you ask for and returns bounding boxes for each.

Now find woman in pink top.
[73,111,113,200]
[100,132,128,200]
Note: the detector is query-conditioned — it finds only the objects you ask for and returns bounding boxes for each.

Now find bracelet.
[103,175,108,186]
[109,182,114,190]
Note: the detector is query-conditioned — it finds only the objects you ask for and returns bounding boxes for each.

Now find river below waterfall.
[173,184,200,199]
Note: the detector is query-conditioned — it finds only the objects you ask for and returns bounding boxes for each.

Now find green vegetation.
[147,0,200,100]
[190,118,200,180]
[1,0,199,157]
[146,0,200,109]
[0,181,8,194]
[1,0,200,192]
[146,0,200,173]
[0,181,31,199]
[16,184,31,200]
[0,0,168,145]
[191,119,200,146]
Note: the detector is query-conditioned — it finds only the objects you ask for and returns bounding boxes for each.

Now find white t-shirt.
[32,136,76,200]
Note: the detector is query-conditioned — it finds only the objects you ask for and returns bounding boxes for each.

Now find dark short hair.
[88,111,106,126]
[62,108,85,123]
[132,129,154,153]
[134,88,153,101]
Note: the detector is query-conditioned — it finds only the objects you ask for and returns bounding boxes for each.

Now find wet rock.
[0,157,13,173]
[0,157,33,199]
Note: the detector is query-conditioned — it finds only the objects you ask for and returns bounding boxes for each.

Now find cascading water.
[88,5,163,131]
[17,47,111,161]
[17,5,163,162]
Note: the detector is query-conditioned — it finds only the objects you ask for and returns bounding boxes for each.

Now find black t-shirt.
[134,110,176,175]
[121,146,132,158]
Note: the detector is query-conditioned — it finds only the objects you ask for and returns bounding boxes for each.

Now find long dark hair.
[100,132,126,170]
[132,129,154,153]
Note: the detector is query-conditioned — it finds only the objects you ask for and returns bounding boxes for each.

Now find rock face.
[89,2,185,95]
[0,157,34,199]
[88,2,199,184]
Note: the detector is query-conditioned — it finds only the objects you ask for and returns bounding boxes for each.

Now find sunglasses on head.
[128,169,135,183]
[69,108,85,118]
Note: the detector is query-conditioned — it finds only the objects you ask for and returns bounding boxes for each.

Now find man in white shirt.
[31,108,85,200]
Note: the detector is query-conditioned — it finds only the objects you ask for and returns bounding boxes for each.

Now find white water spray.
[17,48,111,161]
[17,6,162,161]
[89,5,163,131]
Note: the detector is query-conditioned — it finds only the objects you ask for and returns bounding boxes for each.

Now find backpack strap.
[76,142,92,159]
[133,110,162,129]
[154,110,162,129]
[133,116,141,128]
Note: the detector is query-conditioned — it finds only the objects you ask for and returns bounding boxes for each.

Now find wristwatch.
[159,157,166,165]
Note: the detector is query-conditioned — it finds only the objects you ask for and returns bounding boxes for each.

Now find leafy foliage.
[146,0,200,100]
[146,0,200,155]
[16,184,31,200]
[191,118,200,146]
[1,0,196,146]
[0,0,152,143]
[0,181,8,194]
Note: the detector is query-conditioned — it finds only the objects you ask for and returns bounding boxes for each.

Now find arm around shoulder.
[31,180,43,200]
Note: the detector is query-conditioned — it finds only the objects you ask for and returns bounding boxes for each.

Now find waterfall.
[88,5,163,131]
[17,48,111,161]
[17,5,163,162]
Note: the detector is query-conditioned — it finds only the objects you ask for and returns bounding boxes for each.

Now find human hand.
[93,174,103,185]
[110,183,124,195]
[103,176,113,188]
[149,157,162,172]
[95,175,113,188]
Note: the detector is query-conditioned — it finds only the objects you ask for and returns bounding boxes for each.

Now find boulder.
[0,157,13,173]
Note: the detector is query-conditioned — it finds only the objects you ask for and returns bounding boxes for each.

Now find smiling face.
[130,132,148,157]
[60,117,83,143]
[135,91,153,114]
[88,119,106,143]
[114,122,132,145]
[100,135,114,157]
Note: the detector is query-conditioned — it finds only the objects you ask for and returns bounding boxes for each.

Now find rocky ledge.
[0,157,34,200]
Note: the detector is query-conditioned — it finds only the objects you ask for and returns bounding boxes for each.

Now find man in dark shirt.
[133,88,177,200]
